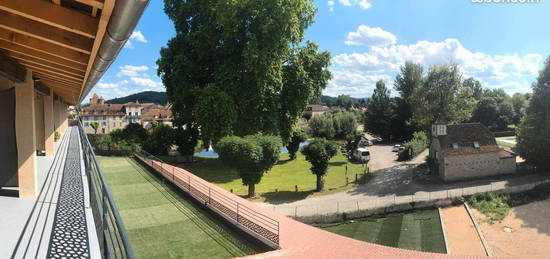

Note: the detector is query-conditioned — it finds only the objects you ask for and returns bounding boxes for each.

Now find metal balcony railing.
[77,121,135,259]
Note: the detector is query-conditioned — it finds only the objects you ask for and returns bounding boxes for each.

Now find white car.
[392,144,402,152]
[353,148,371,162]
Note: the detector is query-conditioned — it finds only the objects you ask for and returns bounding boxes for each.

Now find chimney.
[99,96,104,104]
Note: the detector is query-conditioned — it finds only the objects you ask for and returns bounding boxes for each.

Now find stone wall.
[442,152,516,182]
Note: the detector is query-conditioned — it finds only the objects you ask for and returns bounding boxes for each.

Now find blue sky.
[88,0,550,101]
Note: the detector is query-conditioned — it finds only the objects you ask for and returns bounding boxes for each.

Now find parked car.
[372,137,383,143]
[392,144,402,152]
[353,147,371,162]
[358,138,372,147]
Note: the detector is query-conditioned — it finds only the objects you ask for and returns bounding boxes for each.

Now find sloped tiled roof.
[438,123,500,156]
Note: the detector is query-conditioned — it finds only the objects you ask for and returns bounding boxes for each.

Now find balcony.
[1,124,134,259]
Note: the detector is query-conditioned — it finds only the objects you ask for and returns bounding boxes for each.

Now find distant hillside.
[106,91,167,105]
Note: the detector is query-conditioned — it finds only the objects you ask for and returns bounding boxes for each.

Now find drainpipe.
[79,0,151,103]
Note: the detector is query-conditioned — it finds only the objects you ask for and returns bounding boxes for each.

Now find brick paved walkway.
[441,206,486,256]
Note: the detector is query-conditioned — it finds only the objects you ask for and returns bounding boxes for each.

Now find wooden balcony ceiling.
[0,0,115,104]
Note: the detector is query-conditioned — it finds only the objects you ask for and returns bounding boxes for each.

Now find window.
[474,142,480,149]
[452,143,459,149]
[102,122,107,126]
[103,116,107,120]
[84,122,89,127]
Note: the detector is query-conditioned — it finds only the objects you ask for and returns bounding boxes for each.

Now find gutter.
[79,0,151,103]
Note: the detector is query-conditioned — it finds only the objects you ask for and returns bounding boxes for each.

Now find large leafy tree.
[364,80,395,140]
[392,62,423,140]
[410,64,476,130]
[516,56,550,169]
[511,93,529,125]
[463,77,484,100]
[301,138,338,191]
[158,0,324,160]
[215,135,282,197]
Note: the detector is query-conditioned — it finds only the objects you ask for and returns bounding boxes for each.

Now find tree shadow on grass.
[261,190,317,204]
[329,161,347,166]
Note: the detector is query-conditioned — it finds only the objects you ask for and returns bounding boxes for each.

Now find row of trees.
[364,62,531,141]
[215,135,338,197]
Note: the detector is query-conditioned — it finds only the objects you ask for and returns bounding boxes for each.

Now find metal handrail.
[136,150,280,246]
[77,121,135,259]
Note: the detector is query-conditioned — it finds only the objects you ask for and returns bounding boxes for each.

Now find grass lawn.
[320,210,446,253]
[98,156,263,259]
[161,152,367,202]
[496,136,517,148]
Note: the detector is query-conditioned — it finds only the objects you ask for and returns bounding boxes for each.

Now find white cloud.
[338,0,352,6]
[334,38,542,80]
[325,71,390,97]
[130,31,147,43]
[327,0,335,12]
[345,25,397,47]
[129,77,163,88]
[358,0,372,9]
[332,0,371,10]
[124,30,148,49]
[331,29,543,97]
[117,65,149,77]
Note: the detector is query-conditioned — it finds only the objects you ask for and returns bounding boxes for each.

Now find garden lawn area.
[496,136,517,148]
[320,210,446,253]
[98,156,263,259]
[165,152,366,202]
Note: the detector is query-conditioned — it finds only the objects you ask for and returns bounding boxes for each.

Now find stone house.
[302,104,330,120]
[81,94,172,134]
[429,116,516,182]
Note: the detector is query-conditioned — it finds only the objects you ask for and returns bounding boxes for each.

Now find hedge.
[397,131,428,161]
[492,130,516,137]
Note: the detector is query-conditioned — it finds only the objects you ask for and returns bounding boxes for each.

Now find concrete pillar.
[34,93,45,153]
[44,91,54,156]
[62,103,68,132]
[15,69,37,198]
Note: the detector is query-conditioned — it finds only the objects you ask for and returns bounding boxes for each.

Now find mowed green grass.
[496,136,517,148]
[165,152,366,202]
[320,210,446,253]
[98,156,263,259]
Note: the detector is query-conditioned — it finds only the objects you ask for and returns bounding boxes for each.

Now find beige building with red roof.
[430,116,516,182]
[82,94,172,134]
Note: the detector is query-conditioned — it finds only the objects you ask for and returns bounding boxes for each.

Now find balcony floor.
[0,127,100,259]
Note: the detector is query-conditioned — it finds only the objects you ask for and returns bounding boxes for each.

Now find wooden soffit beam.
[0,40,88,71]
[0,30,90,65]
[0,49,25,82]
[4,49,86,73]
[18,59,85,78]
[0,0,98,38]
[0,10,93,54]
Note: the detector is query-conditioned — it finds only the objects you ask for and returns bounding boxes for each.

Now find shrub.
[93,135,141,156]
[467,192,510,223]
[215,135,282,197]
[54,131,60,142]
[398,131,428,161]
[122,123,148,144]
[492,130,516,138]
[287,130,308,160]
[143,125,174,155]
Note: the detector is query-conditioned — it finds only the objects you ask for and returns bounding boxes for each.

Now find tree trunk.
[248,184,256,198]
[316,174,325,191]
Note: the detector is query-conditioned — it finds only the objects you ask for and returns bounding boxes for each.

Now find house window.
[84,122,89,127]
[452,143,459,149]
[474,142,480,149]
[102,128,105,134]
[102,122,107,126]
